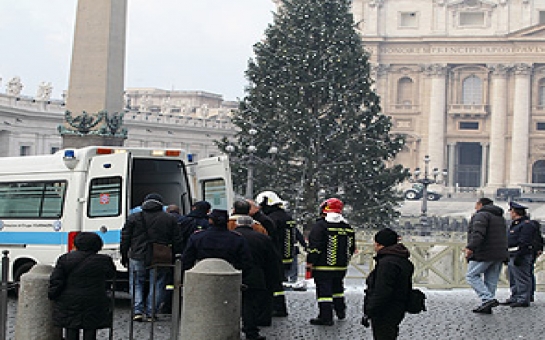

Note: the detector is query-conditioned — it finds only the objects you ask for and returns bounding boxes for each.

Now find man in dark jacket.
[235,216,280,340]
[182,209,252,274]
[49,232,116,340]
[307,198,355,326]
[364,228,414,340]
[464,197,508,314]
[501,201,536,307]
[120,193,183,321]
[178,200,211,252]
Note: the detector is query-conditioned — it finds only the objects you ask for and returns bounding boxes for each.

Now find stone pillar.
[15,265,61,340]
[365,0,383,35]
[509,63,533,186]
[487,64,510,189]
[371,64,390,103]
[448,142,457,188]
[426,64,448,171]
[480,142,489,188]
[180,259,241,340]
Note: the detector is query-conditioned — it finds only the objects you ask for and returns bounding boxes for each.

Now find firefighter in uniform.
[255,190,293,317]
[306,198,356,326]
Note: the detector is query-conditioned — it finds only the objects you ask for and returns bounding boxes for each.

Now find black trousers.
[314,275,346,320]
[371,313,404,340]
[242,289,268,338]
[65,328,97,340]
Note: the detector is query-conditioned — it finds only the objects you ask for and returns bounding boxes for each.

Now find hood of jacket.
[478,204,504,217]
[141,199,163,211]
[376,243,410,259]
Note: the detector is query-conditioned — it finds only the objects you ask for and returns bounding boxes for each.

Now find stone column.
[480,142,489,188]
[509,63,533,186]
[365,0,383,35]
[371,64,390,104]
[487,64,510,189]
[448,142,456,188]
[426,64,448,171]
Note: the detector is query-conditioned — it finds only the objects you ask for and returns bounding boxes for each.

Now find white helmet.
[255,191,283,206]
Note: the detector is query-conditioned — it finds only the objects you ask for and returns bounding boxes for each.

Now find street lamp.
[410,155,447,228]
[226,128,278,199]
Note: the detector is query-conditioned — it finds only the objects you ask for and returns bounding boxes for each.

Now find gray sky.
[0,0,276,101]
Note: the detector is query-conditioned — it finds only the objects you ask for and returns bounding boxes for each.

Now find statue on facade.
[6,76,23,96]
[100,111,128,137]
[35,82,53,101]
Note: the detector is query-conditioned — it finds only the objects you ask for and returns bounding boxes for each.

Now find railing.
[447,104,489,116]
[349,240,545,290]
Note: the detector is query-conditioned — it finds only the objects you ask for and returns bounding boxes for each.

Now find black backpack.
[406,288,427,314]
[530,220,544,254]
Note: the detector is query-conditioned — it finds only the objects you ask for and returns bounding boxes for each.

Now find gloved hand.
[513,256,523,266]
[361,315,370,328]
[121,256,129,268]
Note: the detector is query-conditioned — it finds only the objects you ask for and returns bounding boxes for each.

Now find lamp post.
[410,155,447,227]
[226,128,278,199]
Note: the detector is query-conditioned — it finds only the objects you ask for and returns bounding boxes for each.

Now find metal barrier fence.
[1,251,17,340]
[349,239,545,290]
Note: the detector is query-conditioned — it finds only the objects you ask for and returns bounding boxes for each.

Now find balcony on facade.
[389,104,421,115]
[447,104,489,118]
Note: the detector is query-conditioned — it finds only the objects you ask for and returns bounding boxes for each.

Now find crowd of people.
[45,191,544,340]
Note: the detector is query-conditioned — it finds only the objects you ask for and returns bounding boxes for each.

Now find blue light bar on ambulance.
[63,149,79,169]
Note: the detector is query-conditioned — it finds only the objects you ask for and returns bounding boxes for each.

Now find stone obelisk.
[61,0,128,148]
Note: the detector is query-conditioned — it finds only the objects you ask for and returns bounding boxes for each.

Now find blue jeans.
[508,254,533,304]
[129,258,168,316]
[465,260,503,303]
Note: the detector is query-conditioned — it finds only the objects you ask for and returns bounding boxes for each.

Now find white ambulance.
[0,146,234,284]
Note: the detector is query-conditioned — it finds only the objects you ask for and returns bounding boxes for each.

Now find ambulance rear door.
[194,155,234,210]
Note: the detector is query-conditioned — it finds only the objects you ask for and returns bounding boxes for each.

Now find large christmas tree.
[218,0,409,228]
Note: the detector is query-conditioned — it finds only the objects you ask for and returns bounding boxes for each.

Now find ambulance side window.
[88,177,122,218]
[202,179,227,210]
[0,181,66,219]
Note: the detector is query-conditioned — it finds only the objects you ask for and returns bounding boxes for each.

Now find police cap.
[509,201,528,210]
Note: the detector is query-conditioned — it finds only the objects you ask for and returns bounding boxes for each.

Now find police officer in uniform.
[501,202,535,307]
[255,191,293,317]
[306,198,356,326]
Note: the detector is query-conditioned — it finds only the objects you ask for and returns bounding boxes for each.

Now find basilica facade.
[348,0,545,193]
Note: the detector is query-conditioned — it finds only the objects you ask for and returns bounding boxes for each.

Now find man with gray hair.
[235,216,280,340]
[464,197,508,314]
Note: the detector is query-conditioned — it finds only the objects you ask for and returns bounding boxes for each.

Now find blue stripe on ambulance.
[0,230,122,245]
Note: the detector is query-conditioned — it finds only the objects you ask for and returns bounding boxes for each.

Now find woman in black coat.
[48,232,116,340]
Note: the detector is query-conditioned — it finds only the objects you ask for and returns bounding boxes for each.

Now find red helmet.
[320,198,344,214]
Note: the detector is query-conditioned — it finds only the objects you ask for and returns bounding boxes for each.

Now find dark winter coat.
[263,206,297,265]
[235,225,280,290]
[364,243,414,323]
[508,216,536,256]
[181,226,253,274]
[178,209,211,252]
[466,204,508,262]
[120,199,184,262]
[307,218,355,278]
[48,250,115,329]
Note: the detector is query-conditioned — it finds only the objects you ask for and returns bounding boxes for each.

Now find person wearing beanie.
[181,209,252,276]
[120,192,184,322]
[464,197,508,314]
[177,200,212,252]
[363,228,414,340]
[49,232,116,340]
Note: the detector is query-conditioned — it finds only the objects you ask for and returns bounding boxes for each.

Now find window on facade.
[459,122,479,130]
[539,78,545,107]
[397,77,414,105]
[540,11,545,24]
[0,181,67,218]
[20,146,31,156]
[459,12,485,26]
[399,12,418,28]
[537,123,545,131]
[462,75,483,105]
[532,160,545,183]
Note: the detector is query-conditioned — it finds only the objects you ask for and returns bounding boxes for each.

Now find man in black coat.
[120,193,183,321]
[181,209,252,274]
[364,228,414,340]
[464,197,508,314]
[49,232,116,340]
[235,216,280,340]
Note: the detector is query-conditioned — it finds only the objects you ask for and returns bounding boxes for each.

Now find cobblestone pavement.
[4,285,545,340]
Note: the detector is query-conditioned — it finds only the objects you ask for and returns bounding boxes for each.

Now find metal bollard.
[14,264,62,340]
[170,254,182,340]
[179,259,242,340]
[1,250,10,340]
